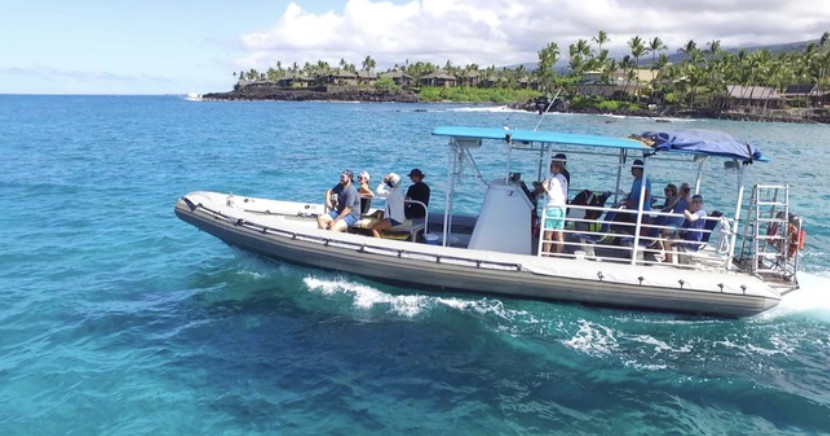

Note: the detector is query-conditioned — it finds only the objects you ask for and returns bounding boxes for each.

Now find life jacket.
[788,223,806,257]
[767,220,806,257]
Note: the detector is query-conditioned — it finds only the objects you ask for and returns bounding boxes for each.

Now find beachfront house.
[783,84,828,107]
[277,74,313,88]
[419,70,457,88]
[726,85,782,109]
[325,70,359,86]
[378,70,413,87]
[357,70,377,85]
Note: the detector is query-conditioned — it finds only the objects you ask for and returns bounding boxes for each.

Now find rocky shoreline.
[203,86,830,124]
[203,85,419,103]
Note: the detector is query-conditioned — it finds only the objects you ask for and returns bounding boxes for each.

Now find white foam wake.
[447,105,528,114]
[302,276,533,320]
[756,271,830,322]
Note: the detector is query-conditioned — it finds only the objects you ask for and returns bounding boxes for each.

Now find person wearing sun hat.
[370,172,406,238]
[405,168,430,220]
[317,169,361,232]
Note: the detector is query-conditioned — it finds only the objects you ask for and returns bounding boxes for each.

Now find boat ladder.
[738,184,798,284]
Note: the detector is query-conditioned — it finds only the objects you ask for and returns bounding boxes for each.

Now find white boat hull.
[175,191,781,317]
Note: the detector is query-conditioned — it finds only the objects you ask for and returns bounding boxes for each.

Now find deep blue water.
[2,95,830,435]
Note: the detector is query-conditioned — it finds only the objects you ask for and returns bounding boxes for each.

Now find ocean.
[1,95,829,435]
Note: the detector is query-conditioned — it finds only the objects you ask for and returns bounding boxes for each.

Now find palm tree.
[646,37,667,92]
[628,36,646,97]
[536,41,561,93]
[362,55,376,72]
[678,40,699,64]
[592,30,609,54]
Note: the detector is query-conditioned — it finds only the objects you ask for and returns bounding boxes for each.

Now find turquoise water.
[2,95,830,434]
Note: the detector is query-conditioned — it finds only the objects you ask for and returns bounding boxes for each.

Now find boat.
[174,127,803,317]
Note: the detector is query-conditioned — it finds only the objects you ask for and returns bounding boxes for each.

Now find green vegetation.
[417,86,540,103]
[233,30,830,110]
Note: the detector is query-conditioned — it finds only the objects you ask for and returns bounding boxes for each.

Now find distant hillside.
[507,38,820,71]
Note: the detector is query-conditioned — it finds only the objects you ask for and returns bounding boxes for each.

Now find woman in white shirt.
[370,173,406,238]
[542,159,568,254]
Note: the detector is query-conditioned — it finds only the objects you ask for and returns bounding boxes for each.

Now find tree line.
[233,30,830,109]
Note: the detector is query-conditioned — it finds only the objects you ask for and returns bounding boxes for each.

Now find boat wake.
[302,276,530,320]
[756,271,830,322]
[447,105,529,114]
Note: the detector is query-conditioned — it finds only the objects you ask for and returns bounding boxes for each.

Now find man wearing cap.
[625,159,651,211]
[317,169,362,232]
[405,168,430,220]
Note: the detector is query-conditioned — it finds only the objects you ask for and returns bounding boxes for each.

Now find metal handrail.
[538,202,734,267]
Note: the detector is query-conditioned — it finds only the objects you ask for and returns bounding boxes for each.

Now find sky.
[1,0,828,95]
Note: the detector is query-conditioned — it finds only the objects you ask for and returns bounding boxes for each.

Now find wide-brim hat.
[408,168,424,178]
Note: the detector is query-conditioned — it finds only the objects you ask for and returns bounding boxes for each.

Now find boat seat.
[387,221,425,242]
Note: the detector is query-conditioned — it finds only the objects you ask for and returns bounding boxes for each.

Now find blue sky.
[2,0,827,95]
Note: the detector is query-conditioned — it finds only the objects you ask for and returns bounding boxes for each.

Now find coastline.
[203,86,830,124]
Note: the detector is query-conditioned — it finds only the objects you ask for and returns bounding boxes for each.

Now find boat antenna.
[533,87,562,131]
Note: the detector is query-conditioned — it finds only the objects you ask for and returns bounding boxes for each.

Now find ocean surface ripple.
[1,95,829,435]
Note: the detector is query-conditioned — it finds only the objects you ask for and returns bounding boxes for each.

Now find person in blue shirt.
[317,169,361,232]
[625,159,651,211]
[612,159,652,235]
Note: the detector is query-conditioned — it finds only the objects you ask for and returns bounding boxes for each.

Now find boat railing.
[193,200,520,272]
[403,199,429,231]
[537,203,736,269]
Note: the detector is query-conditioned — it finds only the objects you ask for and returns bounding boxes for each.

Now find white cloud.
[236,0,830,71]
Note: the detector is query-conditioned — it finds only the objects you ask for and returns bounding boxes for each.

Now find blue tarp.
[640,129,768,162]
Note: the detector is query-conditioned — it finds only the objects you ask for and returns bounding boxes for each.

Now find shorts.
[543,207,565,230]
[327,210,358,227]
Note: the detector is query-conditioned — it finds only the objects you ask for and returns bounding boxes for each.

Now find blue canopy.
[432,126,649,151]
[640,129,768,162]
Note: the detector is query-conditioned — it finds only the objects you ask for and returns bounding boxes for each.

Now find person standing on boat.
[542,159,568,254]
[554,153,570,200]
[370,173,406,238]
[625,159,652,211]
[317,170,361,232]
[405,168,430,220]
[614,159,652,234]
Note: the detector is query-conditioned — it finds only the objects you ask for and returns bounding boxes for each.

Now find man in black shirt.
[405,168,430,219]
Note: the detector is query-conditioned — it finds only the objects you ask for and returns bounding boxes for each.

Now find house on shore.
[726,85,782,109]
[378,70,413,87]
[419,70,457,87]
[783,84,828,107]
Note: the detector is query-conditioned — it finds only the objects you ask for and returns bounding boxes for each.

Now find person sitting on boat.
[405,168,430,221]
[659,184,678,210]
[317,169,362,232]
[541,159,568,254]
[663,194,707,263]
[357,171,374,215]
[370,173,406,238]
[652,182,691,239]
